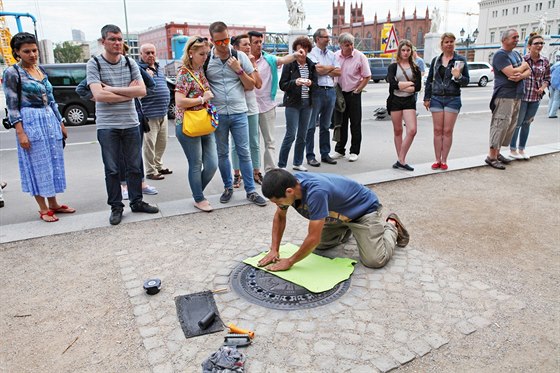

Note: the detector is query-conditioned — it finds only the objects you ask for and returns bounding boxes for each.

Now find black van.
[41,63,177,125]
[368,58,393,83]
[41,63,95,126]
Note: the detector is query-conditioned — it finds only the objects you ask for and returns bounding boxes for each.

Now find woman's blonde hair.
[181,35,209,69]
[440,32,456,48]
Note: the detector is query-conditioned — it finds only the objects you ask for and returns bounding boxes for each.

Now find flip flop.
[39,210,59,222]
[50,204,76,213]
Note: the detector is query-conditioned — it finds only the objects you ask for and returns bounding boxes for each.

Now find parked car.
[464,62,494,87]
[368,58,393,83]
[41,63,94,126]
[41,63,177,125]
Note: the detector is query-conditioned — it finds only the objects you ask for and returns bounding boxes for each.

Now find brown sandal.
[253,171,263,185]
[233,173,242,188]
[485,157,506,170]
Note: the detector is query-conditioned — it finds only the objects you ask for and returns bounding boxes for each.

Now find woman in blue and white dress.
[3,32,75,222]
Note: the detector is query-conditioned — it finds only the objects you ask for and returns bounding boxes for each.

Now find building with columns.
[476,0,559,62]
[332,1,431,54]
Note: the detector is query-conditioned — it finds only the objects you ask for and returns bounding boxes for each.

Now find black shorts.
[387,95,416,113]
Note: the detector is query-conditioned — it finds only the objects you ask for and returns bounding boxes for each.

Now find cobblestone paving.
[113,209,524,373]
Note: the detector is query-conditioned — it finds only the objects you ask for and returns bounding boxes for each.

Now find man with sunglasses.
[259,169,409,271]
[248,30,305,174]
[205,21,267,206]
[87,24,159,225]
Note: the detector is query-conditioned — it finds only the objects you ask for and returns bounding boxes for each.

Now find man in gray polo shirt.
[205,21,266,206]
[88,24,159,225]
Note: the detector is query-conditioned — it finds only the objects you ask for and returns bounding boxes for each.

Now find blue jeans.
[510,101,540,150]
[175,125,218,202]
[549,87,560,117]
[214,113,255,193]
[279,99,312,168]
[306,87,336,160]
[231,113,260,170]
[97,126,143,208]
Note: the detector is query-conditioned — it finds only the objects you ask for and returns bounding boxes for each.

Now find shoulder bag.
[182,68,219,137]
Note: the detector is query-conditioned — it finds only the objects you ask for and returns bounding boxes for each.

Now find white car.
[465,62,494,87]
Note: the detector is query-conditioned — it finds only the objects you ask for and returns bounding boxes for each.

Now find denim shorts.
[430,95,462,113]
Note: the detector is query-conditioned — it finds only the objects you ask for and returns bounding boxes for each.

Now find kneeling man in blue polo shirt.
[260,169,409,271]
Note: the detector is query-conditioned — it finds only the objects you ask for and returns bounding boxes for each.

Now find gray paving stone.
[276,321,294,333]
[133,304,151,317]
[147,347,168,365]
[296,321,316,332]
[424,292,443,302]
[468,315,491,328]
[393,330,409,343]
[152,362,174,373]
[138,326,159,338]
[455,320,477,335]
[423,332,449,349]
[135,314,156,326]
[129,295,148,306]
[389,346,416,365]
[313,340,336,354]
[120,266,135,275]
[407,338,432,357]
[419,274,434,282]
[372,355,400,372]
[334,344,358,359]
[470,280,490,290]
[143,336,164,350]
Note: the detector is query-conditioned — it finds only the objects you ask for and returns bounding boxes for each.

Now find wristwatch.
[236,69,244,76]
[253,67,258,72]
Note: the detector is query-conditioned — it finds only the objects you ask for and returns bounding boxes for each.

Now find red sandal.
[39,210,59,222]
[50,204,76,213]
[440,163,448,170]
[431,162,441,170]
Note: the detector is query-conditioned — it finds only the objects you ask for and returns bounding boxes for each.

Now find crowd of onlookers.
[2,21,558,222]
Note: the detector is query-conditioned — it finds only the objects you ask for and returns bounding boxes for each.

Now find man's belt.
[318,86,334,89]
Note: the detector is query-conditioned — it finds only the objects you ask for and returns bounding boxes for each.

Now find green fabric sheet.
[243,243,356,293]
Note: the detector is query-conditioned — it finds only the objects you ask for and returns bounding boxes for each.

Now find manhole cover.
[230,263,351,310]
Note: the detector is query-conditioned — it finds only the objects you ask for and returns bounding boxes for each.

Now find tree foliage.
[54,41,83,63]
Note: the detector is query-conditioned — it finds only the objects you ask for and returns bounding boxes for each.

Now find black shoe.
[247,192,267,206]
[497,154,512,164]
[321,155,337,165]
[393,161,414,171]
[130,201,159,213]
[109,207,123,225]
[0,199,4,208]
[307,158,321,167]
[220,188,234,203]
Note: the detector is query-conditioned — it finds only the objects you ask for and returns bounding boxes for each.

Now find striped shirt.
[298,63,310,99]
[87,55,142,130]
[140,63,170,119]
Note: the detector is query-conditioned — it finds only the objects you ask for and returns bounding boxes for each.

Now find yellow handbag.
[182,69,219,137]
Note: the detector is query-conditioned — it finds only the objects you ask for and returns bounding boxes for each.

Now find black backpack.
[76,55,133,100]
[203,49,238,73]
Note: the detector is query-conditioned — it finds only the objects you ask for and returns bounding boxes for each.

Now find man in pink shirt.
[331,33,371,162]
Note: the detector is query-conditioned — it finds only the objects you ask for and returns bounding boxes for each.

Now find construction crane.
[0,0,39,66]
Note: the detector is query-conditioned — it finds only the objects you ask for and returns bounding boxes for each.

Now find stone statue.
[430,7,441,33]
[286,0,305,30]
[537,14,547,35]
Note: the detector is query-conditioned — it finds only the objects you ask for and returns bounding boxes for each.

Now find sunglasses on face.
[532,42,545,45]
[213,37,230,46]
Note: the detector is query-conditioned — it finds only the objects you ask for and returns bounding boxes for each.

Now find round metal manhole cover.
[230,263,351,310]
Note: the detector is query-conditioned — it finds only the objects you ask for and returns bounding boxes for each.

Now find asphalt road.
[1,81,558,225]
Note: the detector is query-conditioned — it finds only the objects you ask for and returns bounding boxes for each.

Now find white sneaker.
[292,165,308,172]
[330,152,345,159]
[519,152,530,160]
[509,152,523,160]
[348,153,359,162]
[122,188,129,200]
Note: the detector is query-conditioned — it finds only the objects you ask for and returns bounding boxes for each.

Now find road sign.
[384,26,398,53]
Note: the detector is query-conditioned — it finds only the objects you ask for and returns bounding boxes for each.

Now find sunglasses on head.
[195,37,208,43]
[213,37,230,46]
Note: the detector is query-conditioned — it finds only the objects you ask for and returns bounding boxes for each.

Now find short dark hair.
[101,24,122,39]
[10,32,37,59]
[209,21,228,37]
[292,36,312,53]
[262,169,298,199]
[248,30,263,41]
[232,34,249,47]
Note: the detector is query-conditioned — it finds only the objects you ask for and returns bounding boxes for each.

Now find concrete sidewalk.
[1,142,559,244]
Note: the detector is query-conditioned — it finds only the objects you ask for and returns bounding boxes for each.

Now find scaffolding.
[0,0,16,66]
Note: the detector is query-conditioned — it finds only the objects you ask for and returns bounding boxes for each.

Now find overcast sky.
[4,0,481,43]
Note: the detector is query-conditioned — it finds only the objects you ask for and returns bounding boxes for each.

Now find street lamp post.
[460,27,479,61]
[307,24,312,36]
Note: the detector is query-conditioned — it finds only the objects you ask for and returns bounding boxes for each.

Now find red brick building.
[332,1,431,53]
[138,22,266,60]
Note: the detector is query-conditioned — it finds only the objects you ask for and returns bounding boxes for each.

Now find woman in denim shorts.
[423,33,469,170]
